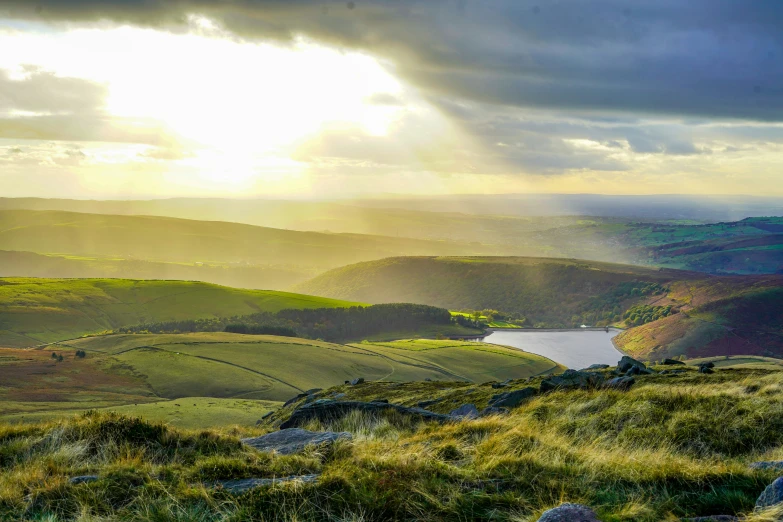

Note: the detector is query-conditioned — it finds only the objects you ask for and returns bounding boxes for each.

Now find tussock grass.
[4,369,783,520]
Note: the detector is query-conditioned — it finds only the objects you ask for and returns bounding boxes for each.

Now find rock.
[241,428,352,455]
[540,370,605,393]
[261,411,274,420]
[69,475,99,485]
[418,398,444,408]
[603,376,635,391]
[697,362,716,369]
[491,382,509,389]
[331,393,346,399]
[489,387,537,408]
[751,461,783,471]
[450,404,479,419]
[304,388,322,395]
[371,399,389,404]
[217,474,319,493]
[625,366,642,376]
[283,393,308,408]
[480,406,510,417]
[756,476,783,509]
[350,377,365,385]
[618,356,646,372]
[537,503,601,521]
[663,358,685,365]
[585,364,610,370]
[279,401,454,429]
[699,366,715,374]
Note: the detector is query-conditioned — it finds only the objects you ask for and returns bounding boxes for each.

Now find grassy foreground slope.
[0,334,561,423]
[4,367,783,521]
[0,278,358,347]
[295,256,694,327]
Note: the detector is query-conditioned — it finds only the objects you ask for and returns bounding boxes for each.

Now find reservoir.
[481,329,624,369]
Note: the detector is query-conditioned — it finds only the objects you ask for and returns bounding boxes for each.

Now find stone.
[625,366,641,376]
[698,362,716,369]
[279,401,454,429]
[699,366,715,374]
[756,476,783,509]
[331,393,346,399]
[241,428,352,455]
[69,475,99,485]
[603,376,635,391]
[283,393,308,408]
[449,404,479,419]
[540,370,605,393]
[479,406,510,417]
[491,382,509,389]
[751,461,783,471]
[350,377,365,385]
[618,356,646,372]
[217,474,319,493]
[371,399,389,404]
[537,503,601,521]
[585,364,610,370]
[261,411,274,419]
[663,358,685,365]
[304,388,322,395]
[489,387,537,408]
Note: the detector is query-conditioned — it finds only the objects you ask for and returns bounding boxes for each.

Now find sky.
[0,0,782,199]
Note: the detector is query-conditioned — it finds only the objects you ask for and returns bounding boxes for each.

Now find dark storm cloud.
[1,0,782,121]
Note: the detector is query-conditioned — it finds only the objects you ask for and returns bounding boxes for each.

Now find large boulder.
[662,358,685,365]
[537,503,601,521]
[603,376,635,391]
[217,474,319,493]
[450,404,479,419]
[540,370,605,393]
[241,428,351,455]
[756,476,783,510]
[584,364,610,370]
[279,400,454,429]
[618,356,646,373]
[489,387,537,408]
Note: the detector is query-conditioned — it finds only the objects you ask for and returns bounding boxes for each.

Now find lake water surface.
[482,329,624,369]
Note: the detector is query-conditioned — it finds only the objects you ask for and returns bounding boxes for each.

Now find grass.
[1,334,561,426]
[4,367,783,520]
[0,278,360,347]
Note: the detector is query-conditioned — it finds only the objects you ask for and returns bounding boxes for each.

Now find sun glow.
[0,22,405,190]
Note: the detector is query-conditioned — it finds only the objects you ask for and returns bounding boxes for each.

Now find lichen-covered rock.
[450,404,479,419]
[279,400,453,429]
[241,428,351,455]
[756,476,783,510]
[618,356,646,372]
[537,503,601,521]
[540,370,605,393]
[488,387,537,408]
[603,376,635,391]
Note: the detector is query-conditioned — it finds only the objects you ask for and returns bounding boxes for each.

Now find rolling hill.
[0,333,563,423]
[0,278,359,347]
[294,256,696,327]
[0,209,515,273]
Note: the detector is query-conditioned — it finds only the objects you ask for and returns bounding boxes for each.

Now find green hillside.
[0,250,314,290]
[0,333,562,423]
[0,209,512,271]
[0,278,358,347]
[295,256,694,327]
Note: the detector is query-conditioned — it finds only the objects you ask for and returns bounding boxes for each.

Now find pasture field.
[0,278,359,347]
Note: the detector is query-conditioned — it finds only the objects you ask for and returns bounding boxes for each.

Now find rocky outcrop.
[540,370,605,393]
[217,474,319,493]
[450,404,479,419]
[537,503,602,521]
[756,476,783,510]
[489,387,537,408]
[241,428,351,455]
[603,376,635,391]
[279,400,453,429]
[584,364,610,370]
[618,356,646,373]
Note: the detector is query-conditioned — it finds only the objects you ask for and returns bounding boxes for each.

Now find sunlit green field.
[0,278,360,347]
